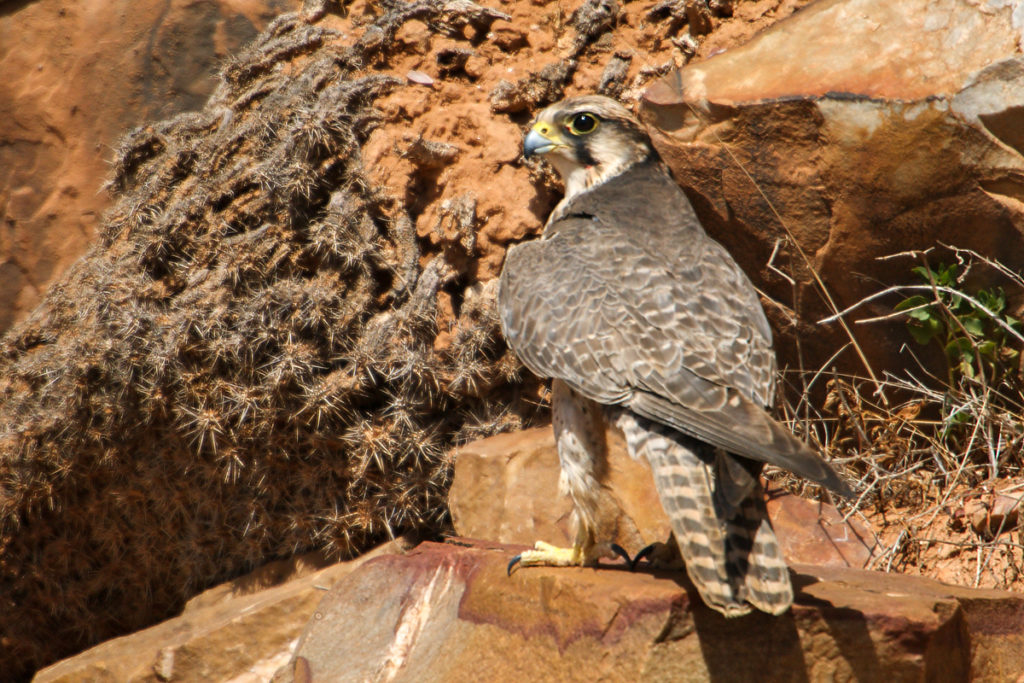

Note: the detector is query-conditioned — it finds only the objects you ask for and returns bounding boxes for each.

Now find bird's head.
[523,95,655,201]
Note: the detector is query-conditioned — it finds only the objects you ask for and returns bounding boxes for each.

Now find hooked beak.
[523,123,562,159]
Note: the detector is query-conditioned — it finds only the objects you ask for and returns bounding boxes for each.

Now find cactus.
[0,6,538,676]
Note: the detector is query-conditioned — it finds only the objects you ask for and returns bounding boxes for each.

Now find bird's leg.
[509,521,592,572]
[508,510,633,574]
[508,381,630,574]
[507,479,605,574]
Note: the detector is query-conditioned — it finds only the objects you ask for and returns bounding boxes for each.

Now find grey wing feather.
[499,217,768,404]
[630,390,852,496]
[499,225,634,406]
[499,209,851,497]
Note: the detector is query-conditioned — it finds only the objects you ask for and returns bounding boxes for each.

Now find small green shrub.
[895,261,1022,386]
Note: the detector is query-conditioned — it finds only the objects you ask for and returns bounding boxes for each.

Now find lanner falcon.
[498,95,852,616]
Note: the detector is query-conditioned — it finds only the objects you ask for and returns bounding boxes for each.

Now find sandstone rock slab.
[640,0,1024,380]
[33,539,413,683]
[283,539,1024,682]
[450,425,673,553]
[766,482,875,568]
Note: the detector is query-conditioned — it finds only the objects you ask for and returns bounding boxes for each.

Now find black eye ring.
[567,112,599,135]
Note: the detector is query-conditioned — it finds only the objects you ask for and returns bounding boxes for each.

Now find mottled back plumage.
[499,95,850,615]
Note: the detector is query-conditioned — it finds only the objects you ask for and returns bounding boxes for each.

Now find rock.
[0,0,296,334]
[449,426,672,553]
[961,481,1024,541]
[765,482,875,568]
[33,539,414,683]
[283,538,1024,681]
[450,426,873,567]
[639,0,1024,380]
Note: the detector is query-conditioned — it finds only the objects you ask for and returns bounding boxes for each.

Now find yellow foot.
[507,541,632,575]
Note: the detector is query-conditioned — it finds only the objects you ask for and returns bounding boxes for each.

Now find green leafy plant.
[895,261,1022,385]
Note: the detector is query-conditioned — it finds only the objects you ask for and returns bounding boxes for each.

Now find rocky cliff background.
[3,0,1024,679]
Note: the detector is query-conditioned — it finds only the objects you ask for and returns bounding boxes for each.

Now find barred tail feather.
[613,409,793,616]
[725,490,792,615]
[652,435,748,616]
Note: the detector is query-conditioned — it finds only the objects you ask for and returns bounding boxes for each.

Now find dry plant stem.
[766,238,796,286]
[876,247,935,263]
[790,344,847,413]
[820,284,1024,346]
[883,528,908,573]
[832,369,872,450]
[940,242,1024,288]
[974,545,984,588]
[917,537,1024,551]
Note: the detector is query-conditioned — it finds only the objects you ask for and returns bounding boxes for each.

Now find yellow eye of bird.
[567,113,598,135]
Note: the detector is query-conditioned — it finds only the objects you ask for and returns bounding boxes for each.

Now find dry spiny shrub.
[0,3,554,676]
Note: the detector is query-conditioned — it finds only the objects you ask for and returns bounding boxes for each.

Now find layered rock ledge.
[281,539,1024,681]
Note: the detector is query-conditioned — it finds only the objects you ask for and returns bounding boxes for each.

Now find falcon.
[498,95,852,616]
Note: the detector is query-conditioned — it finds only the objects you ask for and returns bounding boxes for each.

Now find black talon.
[507,554,523,576]
[630,543,657,571]
[610,543,633,566]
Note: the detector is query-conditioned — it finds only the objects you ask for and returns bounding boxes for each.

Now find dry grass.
[773,245,1024,590]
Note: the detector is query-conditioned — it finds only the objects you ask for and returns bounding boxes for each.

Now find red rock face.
[639,0,1024,384]
[286,539,1024,681]
[0,0,296,333]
